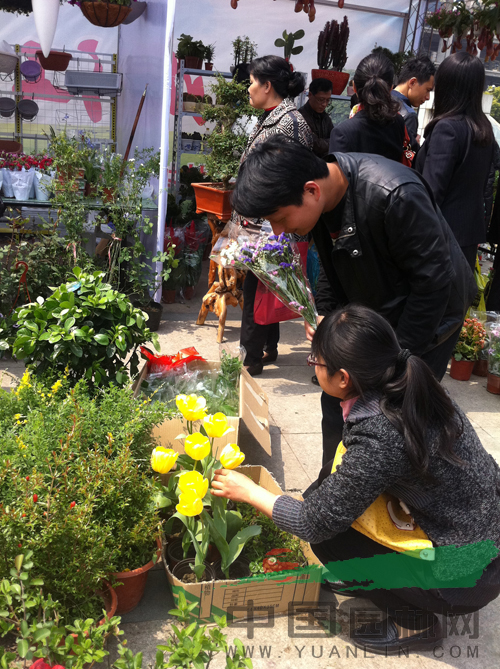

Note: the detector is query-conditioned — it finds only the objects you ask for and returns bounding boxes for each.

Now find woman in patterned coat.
[240,55,313,376]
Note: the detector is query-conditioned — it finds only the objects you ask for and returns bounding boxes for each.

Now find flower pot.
[84,181,98,198]
[17,99,39,121]
[65,70,123,97]
[20,60,42,84]
[0,97,15,118]
[162,288,176,304]
[183,101,197,112]
[191,140,201,152]
[184,56,203,70]
[192,182,233,220]
[36,49,72,72]
[111,538,162,614]
[141,301,163,332]
[97,579,118,622]
[473,359,488,377]
[183,286,195,300]
[121,0,147,24]
[205,62,213,71]
[0,140,22,154]
[311,69,349,95]
[449,357,475,381]
[213,557,251,580]
[80,0,132,27]
[102,186,115,203]
[171,559,216,583]
[32,0,60,58]
[487,372,500,394]
[166,537,196,569]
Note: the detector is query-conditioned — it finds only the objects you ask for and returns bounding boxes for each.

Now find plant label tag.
[68,281,81,292]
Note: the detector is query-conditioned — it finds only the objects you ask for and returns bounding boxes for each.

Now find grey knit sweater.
[273,393,500,562]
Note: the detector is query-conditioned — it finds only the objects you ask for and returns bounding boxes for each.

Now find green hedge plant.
[12,268,160,387]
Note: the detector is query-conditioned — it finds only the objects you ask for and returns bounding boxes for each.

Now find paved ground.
[1,269,500,669]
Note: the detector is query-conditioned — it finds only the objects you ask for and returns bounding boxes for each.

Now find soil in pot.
[449,357,474,381]
[171,559,216,583]
[111,539,161,614]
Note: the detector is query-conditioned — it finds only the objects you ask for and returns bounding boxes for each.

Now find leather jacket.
[313,152,477,355]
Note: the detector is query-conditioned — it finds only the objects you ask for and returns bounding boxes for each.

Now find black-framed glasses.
[306,353,328,368]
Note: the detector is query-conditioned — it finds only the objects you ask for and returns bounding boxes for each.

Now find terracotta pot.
[473,359,488,377]
[311,69,349,95]
[80,1,132,27]
[487,372,500,394]
[184,56,203,69]
[84,181,98,198]
[162,288,176,304]
[171,559,216,583]
[183,286,195,300]
[449,357,475,381]
[110,538,162,614]
[36,49,72,71]
[205,62,213,71]
[102,186,115,203]
[97,579,118,622]
[192,182,233,220]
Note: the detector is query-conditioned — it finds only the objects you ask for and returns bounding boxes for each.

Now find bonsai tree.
[274,29,305,61]
[232,35,258,67]
[201,75,258,188]
[317,16,350,71]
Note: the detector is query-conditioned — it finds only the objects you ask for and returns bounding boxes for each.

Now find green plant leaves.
[274,38,286,47]
[94,334,110,346]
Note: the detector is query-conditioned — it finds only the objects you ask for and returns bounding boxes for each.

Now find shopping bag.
[254,241,309,325]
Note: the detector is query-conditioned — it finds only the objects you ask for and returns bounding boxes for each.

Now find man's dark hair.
[309,78,333,96]
[231,135,329,218]
[397,55,436,85]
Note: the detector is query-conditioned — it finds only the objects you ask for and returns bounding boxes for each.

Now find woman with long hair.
[329,52,406,161]
[239,55,312,376]
[416,52,494,271]
[212,304,500,655]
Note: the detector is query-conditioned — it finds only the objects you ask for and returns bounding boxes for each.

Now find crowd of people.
[210,51,500,656]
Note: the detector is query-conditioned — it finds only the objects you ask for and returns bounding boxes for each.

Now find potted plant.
[312,16,350,94]
[192,74,257,219]
[204,43,215,70]
[449,317,486,381]
[176,33,206,70]
[182,92,198,112]
[274,29,305,69]
[35,49,72,72]
[79,0,134,28]
[231,35,258,71]
[487,322,500,393]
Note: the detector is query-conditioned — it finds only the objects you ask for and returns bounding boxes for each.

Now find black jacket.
[298,101,334,158]
[313,152,477,356]
[415,117,494,247]
[329,110,405,163]
[391,90,420,153]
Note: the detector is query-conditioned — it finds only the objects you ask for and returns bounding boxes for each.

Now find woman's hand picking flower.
[211,469,278,519]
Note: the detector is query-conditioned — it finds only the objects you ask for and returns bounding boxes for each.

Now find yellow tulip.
[184,433,211,461]
[203,413,235,439]
[151,447,178,474]
[176,490,203,517]
[219,443,245,469]
[175,394,207,421]
[178,471,209,499]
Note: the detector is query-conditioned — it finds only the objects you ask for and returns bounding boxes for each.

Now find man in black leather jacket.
[232,136,477,464]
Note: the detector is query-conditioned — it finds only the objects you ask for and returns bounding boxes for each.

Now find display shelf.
[171,61,232,202]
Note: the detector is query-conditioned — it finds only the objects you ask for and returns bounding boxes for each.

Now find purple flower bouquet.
[218,233,318,329]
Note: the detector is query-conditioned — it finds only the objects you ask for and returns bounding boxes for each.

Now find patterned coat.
[241,97,313,162]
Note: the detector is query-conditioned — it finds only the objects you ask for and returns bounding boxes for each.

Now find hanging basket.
[36,50,72,72]
[80,1,132,28]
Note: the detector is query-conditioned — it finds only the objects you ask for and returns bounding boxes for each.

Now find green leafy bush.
[0,374,174,621]
[12,268,160,387]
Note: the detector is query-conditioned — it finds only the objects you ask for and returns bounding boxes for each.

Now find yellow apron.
[332,442,435,561]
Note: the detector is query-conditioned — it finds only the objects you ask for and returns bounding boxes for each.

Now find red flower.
[29,660,52,669]
[70,501,76,509]
[26,476,30,481]
[33,494,38,503]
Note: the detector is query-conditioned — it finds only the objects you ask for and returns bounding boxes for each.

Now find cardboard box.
[163,465,322,622]
[133,361,271,458]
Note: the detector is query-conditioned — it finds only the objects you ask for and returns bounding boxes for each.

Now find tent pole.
[155,0,177,305]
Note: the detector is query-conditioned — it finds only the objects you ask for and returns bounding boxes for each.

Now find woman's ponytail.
[353,53,400,123]
[288,70,306,98]
[250,55,305,100]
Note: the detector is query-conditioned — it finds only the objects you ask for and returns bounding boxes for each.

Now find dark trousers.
[240,271,280,366]
[307,526,500,629]
[461,244,478,273]
[321,327,462,466]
